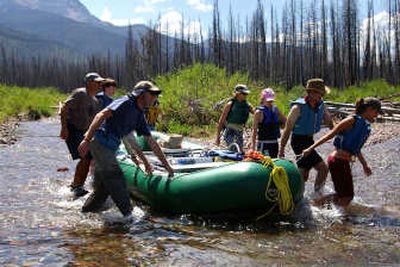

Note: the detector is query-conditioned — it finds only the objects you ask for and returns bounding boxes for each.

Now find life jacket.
[290,97,324,136]
[226,98,251,125]
[333,114,371,155]
[257,105,281,140]
[145,105,161,126]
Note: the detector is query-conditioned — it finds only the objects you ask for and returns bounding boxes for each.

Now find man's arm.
[145,136,174,177]
[78,108,112,157]
[123,134,154,174]
[59,103,69,140]
[122,136,140,166]
[278,105,300,158]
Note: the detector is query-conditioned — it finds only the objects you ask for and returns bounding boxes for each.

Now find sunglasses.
[149,91,161,96]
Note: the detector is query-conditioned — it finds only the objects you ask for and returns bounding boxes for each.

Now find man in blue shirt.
[78,81,174,220]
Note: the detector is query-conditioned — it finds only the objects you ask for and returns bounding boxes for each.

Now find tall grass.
[1,65,398,137]
[154,64,400,136]
[0,84,65,123]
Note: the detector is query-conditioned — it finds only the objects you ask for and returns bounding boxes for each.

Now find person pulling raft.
[302,97,382,207]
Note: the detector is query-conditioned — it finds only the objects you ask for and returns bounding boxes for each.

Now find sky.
[80,0,389,36]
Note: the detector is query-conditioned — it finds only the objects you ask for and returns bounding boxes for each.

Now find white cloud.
[361,11,397,44]
[149,0,168,3]
[134,0,168,14]
[186,0,212,12]
[158,10,206,40]
[100,6,145,26]
[100,6,112,22]
[134,5,156,14]
[159,10,183,34]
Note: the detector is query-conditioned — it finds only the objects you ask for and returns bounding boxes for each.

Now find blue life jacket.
[291,98,324,136]
[333,114,371,155]
[257,105,281,140]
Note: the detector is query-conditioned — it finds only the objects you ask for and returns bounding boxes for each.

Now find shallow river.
[0,118,399,266]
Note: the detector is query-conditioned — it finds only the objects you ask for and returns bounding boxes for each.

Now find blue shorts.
[65,123,92,160]
[223,127,244,148]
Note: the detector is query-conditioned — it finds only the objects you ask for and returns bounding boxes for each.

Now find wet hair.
[355,97,382,115]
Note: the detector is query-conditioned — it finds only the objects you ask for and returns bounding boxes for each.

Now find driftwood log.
[325,100,400,122]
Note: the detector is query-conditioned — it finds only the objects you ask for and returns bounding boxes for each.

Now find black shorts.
[65,123,92,160]
[290,134,323,170]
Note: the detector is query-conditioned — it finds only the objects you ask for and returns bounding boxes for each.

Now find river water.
[0,118,399,266]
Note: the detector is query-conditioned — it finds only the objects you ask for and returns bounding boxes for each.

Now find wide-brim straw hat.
[306,78,330,96]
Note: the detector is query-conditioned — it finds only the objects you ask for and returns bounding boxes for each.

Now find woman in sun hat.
[250,88,286,158]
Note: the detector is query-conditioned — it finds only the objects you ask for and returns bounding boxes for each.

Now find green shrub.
[153,64,400,137]
[0,84,65,123]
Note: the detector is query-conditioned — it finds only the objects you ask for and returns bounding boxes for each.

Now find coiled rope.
[245,151,294,220]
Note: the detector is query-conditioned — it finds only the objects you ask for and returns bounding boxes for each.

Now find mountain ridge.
[0,0,149,58]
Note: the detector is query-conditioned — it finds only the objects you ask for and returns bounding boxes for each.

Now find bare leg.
[71,158,91,188]
[313,161,329,192]
[335,197,352,207]
[312,193,352,209]
[299,168,310,182]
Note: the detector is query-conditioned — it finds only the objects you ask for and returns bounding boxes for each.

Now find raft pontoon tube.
[118,153,304,216]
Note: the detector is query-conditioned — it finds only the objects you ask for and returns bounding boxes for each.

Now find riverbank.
[1,116,399,148]
[0,118,21,145]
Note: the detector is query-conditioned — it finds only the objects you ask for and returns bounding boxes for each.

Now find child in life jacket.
[302,97,382,207]
[250,88,286,158]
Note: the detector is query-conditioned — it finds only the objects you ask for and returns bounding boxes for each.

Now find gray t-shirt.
[64,87,101,130]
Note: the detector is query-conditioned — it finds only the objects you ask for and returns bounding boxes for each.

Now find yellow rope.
[257,155,294,217]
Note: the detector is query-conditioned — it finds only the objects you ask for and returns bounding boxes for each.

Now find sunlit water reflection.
[0,118,399,266]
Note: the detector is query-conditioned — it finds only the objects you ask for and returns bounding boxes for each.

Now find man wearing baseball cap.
[78,80,173,221]
[59,72,105,198]
[279,78,334,196]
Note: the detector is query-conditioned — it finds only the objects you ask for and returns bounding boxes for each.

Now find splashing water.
[0,119,399,266]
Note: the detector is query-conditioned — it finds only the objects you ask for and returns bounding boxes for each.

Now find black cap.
[234,84,250,94]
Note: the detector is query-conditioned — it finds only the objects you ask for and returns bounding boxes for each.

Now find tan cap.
[132,80,161,96]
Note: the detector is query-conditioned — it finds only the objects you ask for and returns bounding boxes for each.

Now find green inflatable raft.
[117,150,304,217]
